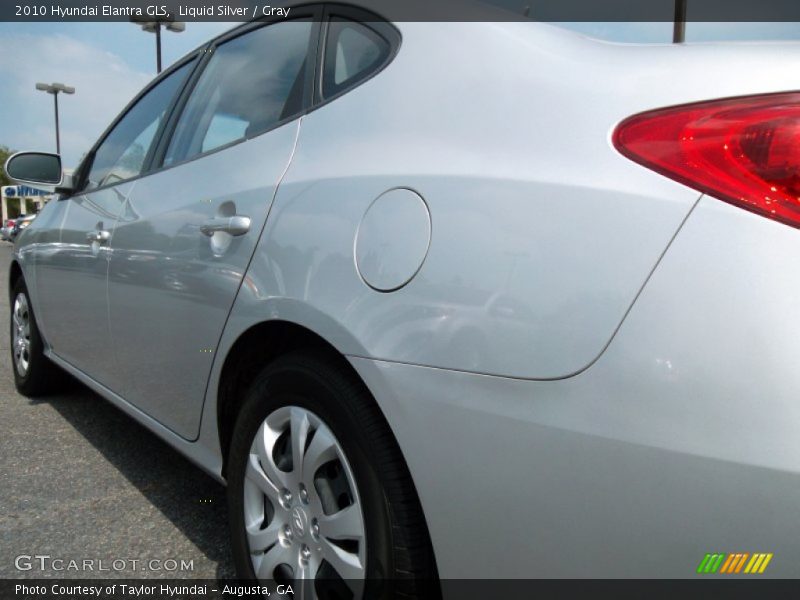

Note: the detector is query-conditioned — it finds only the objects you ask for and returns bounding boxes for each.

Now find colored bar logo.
[697,552,773,574]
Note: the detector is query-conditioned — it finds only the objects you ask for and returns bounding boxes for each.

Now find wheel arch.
[217,320,389,479]
[9,260,23,298]
[219,318,442,589]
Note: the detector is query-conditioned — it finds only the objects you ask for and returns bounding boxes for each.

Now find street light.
[130,14,185,74]
[35,82,75,155]
[673,0,687,43]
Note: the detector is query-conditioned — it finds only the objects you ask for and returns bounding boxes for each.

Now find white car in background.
[8,214,36,241]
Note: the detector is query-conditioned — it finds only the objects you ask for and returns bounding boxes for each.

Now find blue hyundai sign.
[2,185,49,198]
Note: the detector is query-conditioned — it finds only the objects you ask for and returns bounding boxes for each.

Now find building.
[1,184,51,224]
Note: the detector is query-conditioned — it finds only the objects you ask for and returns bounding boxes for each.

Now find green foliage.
[0,146,14,188]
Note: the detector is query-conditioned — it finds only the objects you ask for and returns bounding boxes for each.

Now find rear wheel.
[10,278,66,396]
[227,352,438,599]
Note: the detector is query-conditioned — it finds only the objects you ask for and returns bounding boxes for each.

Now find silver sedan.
[5,3,800,592]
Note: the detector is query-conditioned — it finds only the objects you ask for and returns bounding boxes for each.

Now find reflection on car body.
[6,0,800,588]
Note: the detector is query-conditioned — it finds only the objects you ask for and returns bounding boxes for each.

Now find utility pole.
[673,0,687,43]
[130,15,186,74]
[35,82,75,154]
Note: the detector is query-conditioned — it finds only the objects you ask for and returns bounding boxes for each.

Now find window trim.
[313,4,401,107]
[149,6,324,173]
[69,3,401,197]
[70,52,204,197]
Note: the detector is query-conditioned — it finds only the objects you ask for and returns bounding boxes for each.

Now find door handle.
[86,229,111,243]
[200,215,250,237]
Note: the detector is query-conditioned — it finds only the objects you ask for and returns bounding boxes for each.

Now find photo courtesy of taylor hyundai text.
[2,0,800,598]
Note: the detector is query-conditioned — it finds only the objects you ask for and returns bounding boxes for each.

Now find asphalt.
[0,242,235,579]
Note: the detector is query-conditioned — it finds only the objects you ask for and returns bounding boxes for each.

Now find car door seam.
[192,116,305,442]
[104,179,138,392]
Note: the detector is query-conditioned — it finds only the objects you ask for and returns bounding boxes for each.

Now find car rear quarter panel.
[227,22,709,381]
[348,196,800,577]
[199,25,800,576]
[240,24,800,381]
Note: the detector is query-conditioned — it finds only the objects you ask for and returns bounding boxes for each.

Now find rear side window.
[164,19,313,166]
[322,18,390,99]
[82,60,193,191]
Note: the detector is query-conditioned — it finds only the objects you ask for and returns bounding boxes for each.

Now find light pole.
[35,82,75,155]
[673,0,687,43]
[130,15,185,74]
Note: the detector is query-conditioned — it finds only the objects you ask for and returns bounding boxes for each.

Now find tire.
[227,351,439,599]
[10,278,66,396]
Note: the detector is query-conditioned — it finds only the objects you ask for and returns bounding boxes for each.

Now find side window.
[83,60,193,191]
[322,18,390,99]
[164,19,313,166]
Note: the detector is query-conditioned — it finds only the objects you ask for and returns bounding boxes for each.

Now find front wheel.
[227,352,438,599]
[10,278,66,396]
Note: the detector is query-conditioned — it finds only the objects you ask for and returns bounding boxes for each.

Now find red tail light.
[614,92,800,229]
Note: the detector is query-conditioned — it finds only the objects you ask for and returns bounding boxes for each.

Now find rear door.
[106,12,320,439]
[33,58,197,388]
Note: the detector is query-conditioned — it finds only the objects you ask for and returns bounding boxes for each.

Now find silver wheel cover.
[12,293,31,377]
[244,405,367,597]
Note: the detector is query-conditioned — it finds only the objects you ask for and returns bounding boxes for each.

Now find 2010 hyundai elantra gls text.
[6,1,800,592]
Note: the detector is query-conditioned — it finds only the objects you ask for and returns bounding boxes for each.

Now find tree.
[0,146,15,188]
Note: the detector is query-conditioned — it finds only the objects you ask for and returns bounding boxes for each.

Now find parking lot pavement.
[0,243,235,579]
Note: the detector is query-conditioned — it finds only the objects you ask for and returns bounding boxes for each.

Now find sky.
[1,21,799,169]
[0,21,234,167]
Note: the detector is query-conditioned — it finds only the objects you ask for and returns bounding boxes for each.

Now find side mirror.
[4,152,63,186]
